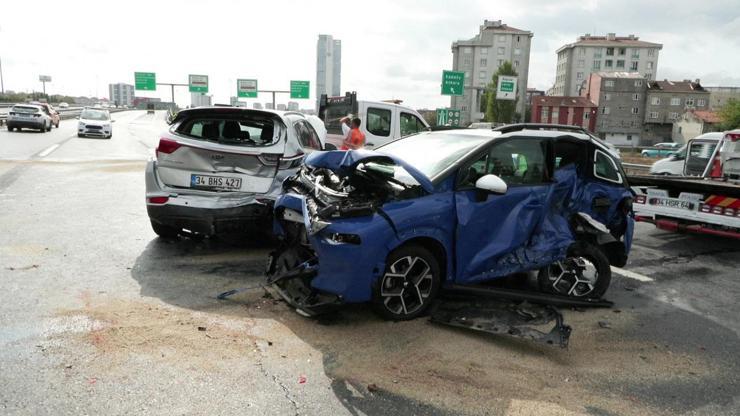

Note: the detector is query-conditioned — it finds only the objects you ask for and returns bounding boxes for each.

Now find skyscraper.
[316,34,342,108]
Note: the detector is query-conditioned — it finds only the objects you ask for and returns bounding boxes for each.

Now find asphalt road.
[0,113,738,415]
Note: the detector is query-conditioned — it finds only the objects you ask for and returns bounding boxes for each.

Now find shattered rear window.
[176,117,278,147]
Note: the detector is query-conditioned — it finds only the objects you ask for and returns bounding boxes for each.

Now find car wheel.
[7,126,13,132]
[55,121,59,128]
[46,122,52,132]
[150,220,180,239]
[77,133,84,138]
[372,244,441,321]
[537,242,611,299]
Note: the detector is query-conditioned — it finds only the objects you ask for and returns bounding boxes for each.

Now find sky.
[1,0,739,109]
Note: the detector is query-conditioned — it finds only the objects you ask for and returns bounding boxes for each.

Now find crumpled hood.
[303,150,435,193]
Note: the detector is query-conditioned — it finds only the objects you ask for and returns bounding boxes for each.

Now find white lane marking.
[611,266,654,282]
[37,144,60,158]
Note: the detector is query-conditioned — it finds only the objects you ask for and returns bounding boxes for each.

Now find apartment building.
[530,96,597,132]
[582,72,646,145]
[316,34,342,109]
[705,86,740,111]
[551,34,662,97]
[644,80,710,142]
[450,19,533,125]
[108,83,134,107]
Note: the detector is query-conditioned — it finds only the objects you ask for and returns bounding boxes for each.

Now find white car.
[650,133,722,175]
[78,108,113,139]
[58,102,69,109]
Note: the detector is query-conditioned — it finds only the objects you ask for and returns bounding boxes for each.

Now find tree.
[485,61,518,123]
[719,99,740,130]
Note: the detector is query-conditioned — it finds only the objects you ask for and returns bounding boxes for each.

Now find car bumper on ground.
[79,126,111,137]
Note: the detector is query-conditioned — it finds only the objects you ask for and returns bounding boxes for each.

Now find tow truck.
[630,130,740,239]
[318,92,430,149]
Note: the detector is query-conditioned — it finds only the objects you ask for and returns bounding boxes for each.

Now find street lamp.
[39,75,51,99]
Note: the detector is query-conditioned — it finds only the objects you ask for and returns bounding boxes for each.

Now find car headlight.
[78,121,86,128]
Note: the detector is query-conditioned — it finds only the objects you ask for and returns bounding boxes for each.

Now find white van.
[319,92,430,149]
[650,132,722,175]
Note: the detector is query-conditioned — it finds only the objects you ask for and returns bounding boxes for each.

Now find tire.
[537,242,611,299]
[46,122,52,132]
[372,244,441,321]
[150,220,179,239]
[77,133,84,138]
[55,121,59,128]
[7,126,13,132]
[106,134,112,139]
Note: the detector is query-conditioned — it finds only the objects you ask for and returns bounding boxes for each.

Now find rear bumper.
[79,127,111,137]
[145,160,277,235]
[8,119,45,128]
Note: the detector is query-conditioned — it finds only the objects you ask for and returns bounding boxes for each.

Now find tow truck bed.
[628,175,740,199]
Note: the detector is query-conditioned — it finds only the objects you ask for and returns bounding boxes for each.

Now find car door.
[363,105,394,148]
[454,136,554,283]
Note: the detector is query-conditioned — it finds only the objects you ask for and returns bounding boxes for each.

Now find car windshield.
[81,110,109,120]
[378,133,491,178]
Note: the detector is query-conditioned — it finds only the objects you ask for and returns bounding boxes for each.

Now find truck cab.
[319,92,430,149]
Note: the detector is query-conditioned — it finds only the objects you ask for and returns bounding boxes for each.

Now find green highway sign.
[436,108,461,126]
[290,80,310,99]
[237,79,258,98]
[496,75,517,100]
[441,70,465,96]
[189,74,209,93]
[134,72,156,91]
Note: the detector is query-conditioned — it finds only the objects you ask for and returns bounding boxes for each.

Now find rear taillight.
[8,112,15,116]
[727,133,740,142]
[635,195,646,204]
[156,138,182,157]
[33,114,41,118]
[258,153,304,169]
[148,196,169,204]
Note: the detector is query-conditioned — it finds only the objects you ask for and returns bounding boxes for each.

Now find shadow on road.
[129,235,740,415]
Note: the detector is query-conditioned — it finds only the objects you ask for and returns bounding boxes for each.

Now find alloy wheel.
[545,256,599,297]
[380,256,434,316]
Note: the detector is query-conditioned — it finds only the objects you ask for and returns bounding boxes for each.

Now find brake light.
[727,133,740,142]
[635,195,646,204]
[258,153,304,169]
[8,112,15,116]
[148,196,169,204]
[156,138,182,157]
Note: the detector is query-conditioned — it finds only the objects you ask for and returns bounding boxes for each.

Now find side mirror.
[111,120,116,123]
[475,174,507,195]
[323,143,337,151]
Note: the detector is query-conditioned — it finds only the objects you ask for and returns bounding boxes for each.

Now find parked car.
[641,142,681,157]
[268,124,635,320]
[58,102,69,109]
[6,104,53,132]
[649,133,722,175]
[145,107,329,238]
[78,108,113,138]
[30,102,60,128]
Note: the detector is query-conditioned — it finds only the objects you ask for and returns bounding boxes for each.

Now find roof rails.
[492,123,591,135]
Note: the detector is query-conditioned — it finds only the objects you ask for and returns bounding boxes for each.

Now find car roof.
[171,106,290,125]
[13,104,43,109]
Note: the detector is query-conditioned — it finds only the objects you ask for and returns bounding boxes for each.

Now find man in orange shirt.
[339,116,366,150]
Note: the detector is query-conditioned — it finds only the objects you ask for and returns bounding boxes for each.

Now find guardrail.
[622,162,651,175]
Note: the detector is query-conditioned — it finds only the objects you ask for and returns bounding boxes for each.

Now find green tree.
[485,61,519,123]
[719,99,740,130]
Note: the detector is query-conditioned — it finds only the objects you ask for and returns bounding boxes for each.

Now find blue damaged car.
[267,124,634,320]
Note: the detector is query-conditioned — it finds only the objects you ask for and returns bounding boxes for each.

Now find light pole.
[0,56,4,94]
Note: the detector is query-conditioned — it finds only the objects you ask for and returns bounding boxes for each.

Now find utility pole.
[0,56,4,94]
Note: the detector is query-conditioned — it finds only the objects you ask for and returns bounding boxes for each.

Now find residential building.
[551,34,662,97]
[253,102,263,110]
[265,103,274,110]
[644,79,710,142]
[582,72,646,145]
[673,110,722,143]
[526,88,545,107]
[277,104,287,111]
[230,97,248,107]
[191,93,211,107]
[108,83,134,107]
[705,86,740,111]
[530,96,597,132]
[288,101,299,111]
[450,19,533,125]
[316,34,341,109]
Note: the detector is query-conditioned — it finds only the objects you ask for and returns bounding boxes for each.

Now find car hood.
[79,118,110,124]
[303,149,435,193]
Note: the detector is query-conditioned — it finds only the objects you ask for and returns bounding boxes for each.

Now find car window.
[12,106,39,114]
[459,138,549,188]
[689,142,717,158]
[593,150,622,183]
[176,118,277,147]
[81,110,109,120]
[293,120,322,150]
[367,107,391,137]
[400,112,426,137]
[554,140,587,170]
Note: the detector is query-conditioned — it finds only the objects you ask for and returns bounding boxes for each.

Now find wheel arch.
[389,236,450,284]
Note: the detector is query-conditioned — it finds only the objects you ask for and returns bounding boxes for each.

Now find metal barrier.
[622,162,651,175]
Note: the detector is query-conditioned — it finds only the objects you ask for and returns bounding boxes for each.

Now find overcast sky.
[2,0,739,109]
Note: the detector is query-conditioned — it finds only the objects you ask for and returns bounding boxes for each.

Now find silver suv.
[145,107,328,238]
[6,104,53,132]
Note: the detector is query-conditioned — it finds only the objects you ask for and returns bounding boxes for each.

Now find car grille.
[86,125,103,130]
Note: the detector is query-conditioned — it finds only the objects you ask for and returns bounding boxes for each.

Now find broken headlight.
[325,233,362,245]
